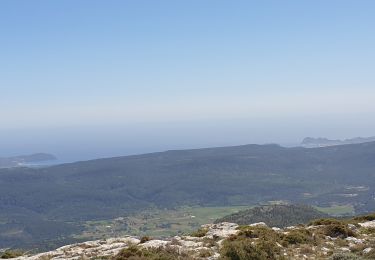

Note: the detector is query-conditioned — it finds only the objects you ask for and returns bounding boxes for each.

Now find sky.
[1,0,375,161]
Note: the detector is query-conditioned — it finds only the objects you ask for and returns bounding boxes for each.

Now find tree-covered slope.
[215,204,329,227]
[1,141,375,248]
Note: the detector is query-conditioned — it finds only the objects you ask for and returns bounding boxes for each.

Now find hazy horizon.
[2,124,375,162]
[1,0,375,161]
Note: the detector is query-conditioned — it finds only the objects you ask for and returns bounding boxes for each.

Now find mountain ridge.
[2,141,375,249]
[301,136,375,148]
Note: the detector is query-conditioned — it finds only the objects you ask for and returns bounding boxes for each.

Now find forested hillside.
[215,204,329,227]
[1,142,375,248]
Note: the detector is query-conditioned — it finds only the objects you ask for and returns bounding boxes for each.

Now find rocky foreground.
[9,216,375,259]
[10,222,238,260]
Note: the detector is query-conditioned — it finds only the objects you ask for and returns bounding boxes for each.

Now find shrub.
[113,245,192,260]
[140,236,151,244]
[198,249,212,257]
[364,248,375,259]
[220,225,283,260]
[202,237,217,247]
[360,227,375,235]
[353,214,375,222]
[330,252,362,260]
[282,229,313,245]
[38,255,53,260]
[324,224,355,238]
[309,218,343,226]
[219,238,280,260]
[170,237,182,246]
[335,239,349,247]
[114,245,143,259]
[299,244,314,254]
[254,239,281,259]
[349,243,366,253]
[238,226,278,241]
[0,250,24,259]
[190,228,209,237]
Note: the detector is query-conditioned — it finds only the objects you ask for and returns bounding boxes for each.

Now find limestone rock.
[359,220,375,228]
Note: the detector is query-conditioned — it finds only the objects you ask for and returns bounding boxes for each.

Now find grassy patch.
[282,229,314,245]
[323,223,355,238]
[75,206,250,240]
[220,226,285,260]
[0,250,24,259]
[113,245,193,260]
[190,227,209,237]
[315,205,354,216]
[353,213,375,222]
[309,218,343,226]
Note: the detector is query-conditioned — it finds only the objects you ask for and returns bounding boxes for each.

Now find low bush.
[198,249,212,257]
[238,225,279,241]
[299,244,314,254]
[324,224,355,238]
[0,250,24,259]
[219,238,281,260]
[282,229,313,245]
[113,245,192,260]
[202,237,217,247]
[335,239,349,247]
[170,237,182,246]
[309,218,343,226]
[330,252,362,260]
[190,228,209,237]
[360,227,375,235]
[363,248,375,259]
[220,225,284,260]
[139,236,151,244]
[353,214,375,222]
[113,245,143,259]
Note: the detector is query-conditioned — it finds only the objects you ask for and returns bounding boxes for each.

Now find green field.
[76,204,357,241]
[76,206,251,240]
[315,205,355,216]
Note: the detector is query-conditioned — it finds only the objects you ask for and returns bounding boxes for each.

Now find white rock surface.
[249,222,267,227]
[14,237,140,260]
[141,239,169,248]
[348,224,357,230]
[13,223,240,260]
[359,220,375,228]
[203,222,239,239]
[346,236,364,244]
[363,247,373,254]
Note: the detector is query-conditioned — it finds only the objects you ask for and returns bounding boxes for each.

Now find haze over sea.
[1,0,375,162]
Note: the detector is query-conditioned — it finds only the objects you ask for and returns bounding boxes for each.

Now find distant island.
[0,153,57,168]
[301,136,375,148]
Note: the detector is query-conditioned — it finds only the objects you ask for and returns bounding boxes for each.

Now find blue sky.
[1,0,375,160]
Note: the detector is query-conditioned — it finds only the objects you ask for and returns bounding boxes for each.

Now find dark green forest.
[1,142,375,249]
[215,204,329,227]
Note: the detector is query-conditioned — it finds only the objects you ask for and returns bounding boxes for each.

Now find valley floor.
[7,214,375,259]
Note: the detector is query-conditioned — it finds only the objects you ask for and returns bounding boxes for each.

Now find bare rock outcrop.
[14,222,239,260]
